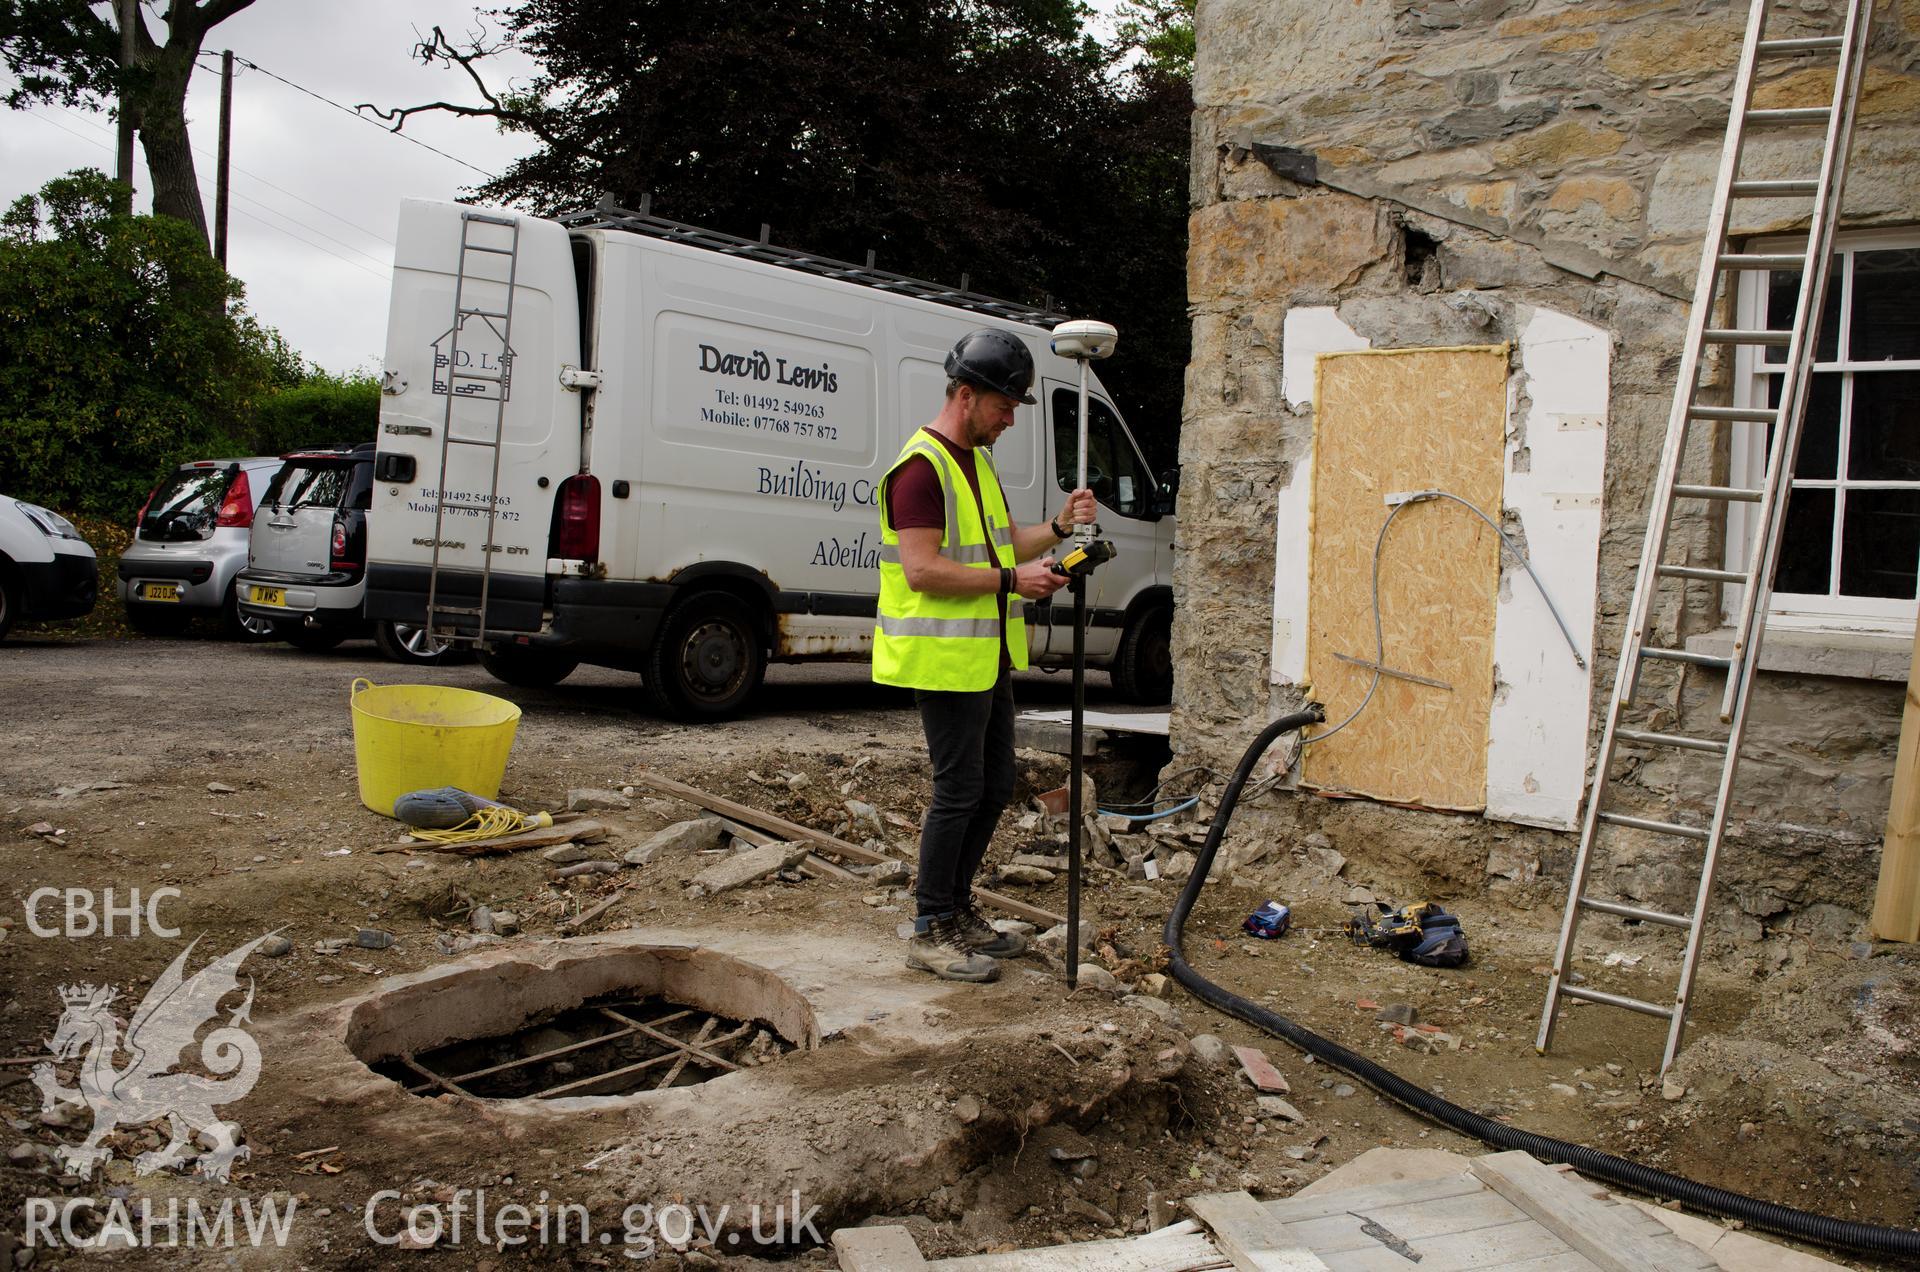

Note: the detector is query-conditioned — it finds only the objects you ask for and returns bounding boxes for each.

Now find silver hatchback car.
[236,445,462,665]
[118,458,284,638]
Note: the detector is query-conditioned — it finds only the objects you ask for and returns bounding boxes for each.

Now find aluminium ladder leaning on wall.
[1536,0,1877,1075]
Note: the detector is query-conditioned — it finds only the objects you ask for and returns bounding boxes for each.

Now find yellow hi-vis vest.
[873,430,1027,691]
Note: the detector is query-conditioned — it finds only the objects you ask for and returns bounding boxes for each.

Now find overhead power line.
[184,60,397,246]
[18,102,115,160]
[204,52,500,180]
[41,89,394,258]
[181,62,395,249]
[32,105,390,283]
[224,203,388,282]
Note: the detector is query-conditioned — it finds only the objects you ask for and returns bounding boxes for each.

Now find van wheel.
[648,592,766,719]
[1112,606,1173,705]
[0,568,17,642]
[480,643,578,687]
[275,620,346,653]
[375,620,465,666]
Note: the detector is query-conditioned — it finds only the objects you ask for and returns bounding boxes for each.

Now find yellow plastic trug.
[349,677,522,818]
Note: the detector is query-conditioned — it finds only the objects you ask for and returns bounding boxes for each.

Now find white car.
[0,495,98,641]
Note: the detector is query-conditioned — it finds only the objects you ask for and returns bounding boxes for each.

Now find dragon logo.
[32,934,271,1182]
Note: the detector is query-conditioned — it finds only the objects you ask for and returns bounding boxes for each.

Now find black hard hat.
[945,329,1037,405]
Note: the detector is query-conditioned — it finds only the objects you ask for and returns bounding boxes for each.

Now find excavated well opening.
[344,943,817,1104]
[371,992,793,1099]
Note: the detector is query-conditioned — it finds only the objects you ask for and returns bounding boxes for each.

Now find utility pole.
[215,50,233,267]
[114,0,137,213]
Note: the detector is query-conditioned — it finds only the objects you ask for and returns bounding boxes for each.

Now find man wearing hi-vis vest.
[875,329,1097,983]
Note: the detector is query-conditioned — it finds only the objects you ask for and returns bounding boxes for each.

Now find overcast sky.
[3,1,1129,377]
[4,2,543,375]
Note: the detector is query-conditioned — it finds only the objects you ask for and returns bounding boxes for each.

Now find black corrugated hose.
[1161,706,1920,1262]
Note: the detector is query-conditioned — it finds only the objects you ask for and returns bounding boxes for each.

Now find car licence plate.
[250,585,287,607]
[139,582,181,603]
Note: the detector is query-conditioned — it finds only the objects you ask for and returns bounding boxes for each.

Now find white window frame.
[1726,227,1920,638]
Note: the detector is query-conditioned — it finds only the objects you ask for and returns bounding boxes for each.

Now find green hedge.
[0,170,376,520]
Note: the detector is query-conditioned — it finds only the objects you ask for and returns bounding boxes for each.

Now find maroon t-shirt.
[885,428,1012,670]
[885,429,982,533]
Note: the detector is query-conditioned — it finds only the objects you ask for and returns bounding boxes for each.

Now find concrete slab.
[1014,709,1170,757]
[602,924,963,1039]
[1019,709,1172,736]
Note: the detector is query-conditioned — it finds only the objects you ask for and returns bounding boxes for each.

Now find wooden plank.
[833,1224,929,1270]
[1628,1199,1853,1271]
[1187,1192,1330,1271]
[1490,1255,1615,1272]
[1262,1173,1486,1225]
[632,771,1063,925]
[1872,618,1920,941]
[372,818,608,856]
[933,1231,1229,1271]
[1288,1215,1587,1272]
[711,814,862,881]
[558,891,623,930]
[1469,1152,1716,1272]
[1280,1189,1527,1249]
[1302,345,1508,811]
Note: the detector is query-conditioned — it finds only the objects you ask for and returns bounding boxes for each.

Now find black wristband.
[999,567,1013,596]
[1049,516,1068,539]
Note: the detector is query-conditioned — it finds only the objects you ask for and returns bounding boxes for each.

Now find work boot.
[906,915,1000,983]
[954,897,1027,958]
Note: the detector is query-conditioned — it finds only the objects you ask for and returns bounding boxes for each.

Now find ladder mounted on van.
[423,209,521,646]
[562,196,1068,326]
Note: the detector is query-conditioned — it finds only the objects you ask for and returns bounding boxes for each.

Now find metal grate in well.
[374,995,790,1100]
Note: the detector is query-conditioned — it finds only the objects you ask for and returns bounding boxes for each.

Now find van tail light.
[136,484,158,525]
[215,469,254,528]
[551,474,601,560]
[330,514,360,570]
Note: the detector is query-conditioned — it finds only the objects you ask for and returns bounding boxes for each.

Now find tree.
[0,169,284,515]
[0,0,257,247]
[376,0,1193,464]
[1113,0,1195,83]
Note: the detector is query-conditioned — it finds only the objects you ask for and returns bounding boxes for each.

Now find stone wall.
[1175,0,1920,928]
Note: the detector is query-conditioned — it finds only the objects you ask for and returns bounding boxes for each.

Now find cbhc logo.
[24,889,182,938]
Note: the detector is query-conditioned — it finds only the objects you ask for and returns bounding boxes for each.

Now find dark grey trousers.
[913,669,1016,925]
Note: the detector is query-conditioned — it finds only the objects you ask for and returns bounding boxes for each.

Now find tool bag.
[1344,902,1470,968]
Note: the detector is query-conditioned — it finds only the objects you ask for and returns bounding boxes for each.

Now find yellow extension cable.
[409,805,554,845]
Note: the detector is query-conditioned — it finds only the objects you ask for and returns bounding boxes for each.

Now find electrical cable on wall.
[1304,487,1589,750]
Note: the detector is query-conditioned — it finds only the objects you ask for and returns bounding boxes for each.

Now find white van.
[365,199,1176,717]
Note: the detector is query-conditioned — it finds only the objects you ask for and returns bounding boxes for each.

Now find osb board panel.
[1301,345,1507,811]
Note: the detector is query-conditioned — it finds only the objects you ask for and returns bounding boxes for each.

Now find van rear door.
[367,200,584,634]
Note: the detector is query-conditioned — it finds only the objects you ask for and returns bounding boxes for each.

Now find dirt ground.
[0,633,1915,1269]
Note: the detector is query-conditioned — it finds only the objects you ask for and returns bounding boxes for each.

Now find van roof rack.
[559,196,1068,328]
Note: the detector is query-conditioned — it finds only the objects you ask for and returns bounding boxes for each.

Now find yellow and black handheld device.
[1050,538,1116,579]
